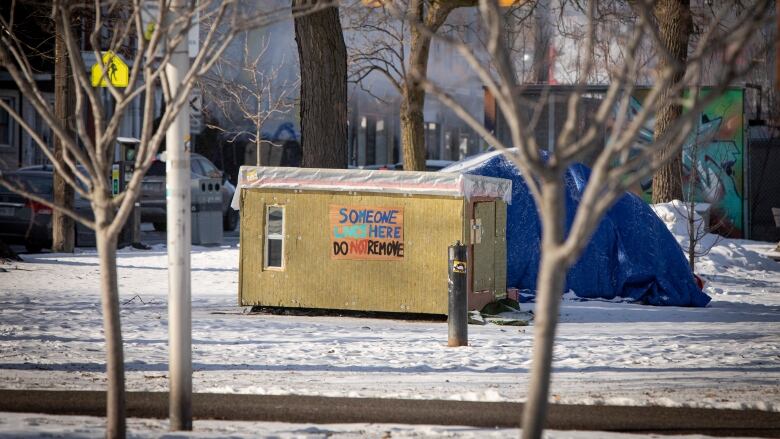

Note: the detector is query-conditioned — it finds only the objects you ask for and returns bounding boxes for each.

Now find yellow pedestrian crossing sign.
[91,51,129,88]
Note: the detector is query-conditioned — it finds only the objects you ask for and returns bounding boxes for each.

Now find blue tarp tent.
[445,151,711,307]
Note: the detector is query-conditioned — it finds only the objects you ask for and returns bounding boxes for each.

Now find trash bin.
[191,177,223,245]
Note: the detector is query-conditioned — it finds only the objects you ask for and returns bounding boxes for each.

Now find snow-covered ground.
[1,203,779,437]
[1,412,771,439]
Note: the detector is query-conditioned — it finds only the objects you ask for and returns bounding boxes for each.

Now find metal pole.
[165,0,192,430]
[448,241,468,347]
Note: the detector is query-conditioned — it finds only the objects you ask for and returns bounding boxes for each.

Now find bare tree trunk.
[400,1,474,170]
[532,0,551,84]
[401,0,452,171]
[688,203,696,270]
[651,0,691,203]
[293,0,347,168]
[52,17,74,253]
[400,86,427,171]
[687,147,697,270]
[95,202,126,438]
[256,128,262,166]
[522,180,567,439]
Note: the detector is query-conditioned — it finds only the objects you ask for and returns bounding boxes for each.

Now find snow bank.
[652,200,780,273]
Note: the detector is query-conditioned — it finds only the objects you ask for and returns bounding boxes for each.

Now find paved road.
[1,390,778,437]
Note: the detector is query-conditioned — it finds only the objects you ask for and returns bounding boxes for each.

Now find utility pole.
[165,0,192,430]
[52,15,75,253]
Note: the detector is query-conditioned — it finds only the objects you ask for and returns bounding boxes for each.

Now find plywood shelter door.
[472,201,496,294]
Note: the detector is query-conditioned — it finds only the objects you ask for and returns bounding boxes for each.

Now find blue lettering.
[339,208,348,224]
[333,224,367,238]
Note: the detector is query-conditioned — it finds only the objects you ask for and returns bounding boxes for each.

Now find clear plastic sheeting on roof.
[230,166,512,210]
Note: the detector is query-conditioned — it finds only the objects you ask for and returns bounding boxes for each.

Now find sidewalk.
[1,390,779,437]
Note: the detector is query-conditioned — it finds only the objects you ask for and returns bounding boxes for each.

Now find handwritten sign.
[329,205,404,260]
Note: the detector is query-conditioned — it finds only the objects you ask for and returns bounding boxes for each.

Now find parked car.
[140,153,238,232]
[0,165,94,252]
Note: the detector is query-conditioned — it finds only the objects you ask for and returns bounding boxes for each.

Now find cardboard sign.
[330,205,404,260]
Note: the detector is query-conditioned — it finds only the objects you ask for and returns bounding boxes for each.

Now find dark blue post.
[448,241,468,347]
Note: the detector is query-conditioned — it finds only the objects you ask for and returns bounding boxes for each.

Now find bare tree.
[681,117,725,270]
[200,34,298,166]
[0,1,294,436]
[345,0,475,171]
[293,0,348,168]
[410,0,772,437]
[52,12,75,253]
[651,0,692,203]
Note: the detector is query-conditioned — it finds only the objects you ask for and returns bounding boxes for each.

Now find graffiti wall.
[627,88,745,238]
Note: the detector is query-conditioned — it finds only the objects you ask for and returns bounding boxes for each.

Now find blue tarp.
[448,151,711,307]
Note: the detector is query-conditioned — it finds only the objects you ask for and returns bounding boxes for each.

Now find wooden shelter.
[232,166,512,315]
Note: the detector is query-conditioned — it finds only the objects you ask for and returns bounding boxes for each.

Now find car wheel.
[223,209,238,231]
[153,222,167,232]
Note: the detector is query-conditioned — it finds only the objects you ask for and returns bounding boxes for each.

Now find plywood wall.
[239,189,468,314]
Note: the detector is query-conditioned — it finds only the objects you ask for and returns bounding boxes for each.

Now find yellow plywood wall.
[239,189,467,314]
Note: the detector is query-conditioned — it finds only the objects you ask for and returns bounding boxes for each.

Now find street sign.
[91,51,129,88]
[189,88,203,134]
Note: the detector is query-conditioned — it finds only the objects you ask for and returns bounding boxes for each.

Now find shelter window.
[264,205,285,269]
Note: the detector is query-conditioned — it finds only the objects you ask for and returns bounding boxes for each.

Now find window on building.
[0,96,15,148]
[264,205,285,269]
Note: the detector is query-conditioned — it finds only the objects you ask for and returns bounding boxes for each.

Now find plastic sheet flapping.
[444,151,711,307]
[230,166,513,210]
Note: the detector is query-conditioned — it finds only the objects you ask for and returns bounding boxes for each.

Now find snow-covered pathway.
[2,233,779,413]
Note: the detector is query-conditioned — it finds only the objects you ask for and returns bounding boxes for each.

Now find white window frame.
[264,204,285,270]
[0,90,20,150]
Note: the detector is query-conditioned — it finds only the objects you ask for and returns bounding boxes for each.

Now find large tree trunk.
[95,203,126,438]
[651,0,691,203]
[521,179,568,439]
[402,0,431,171]
[293,0,347,168]
[52,16,74,253]
[401,1,455,171]
[400,86,427,171]
[400,1,473,171]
